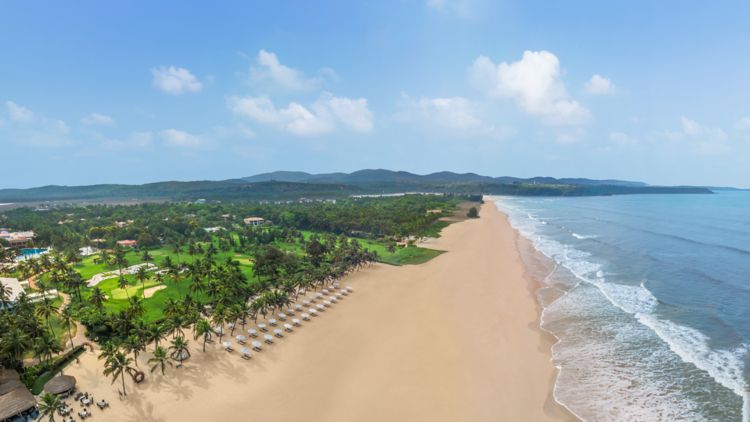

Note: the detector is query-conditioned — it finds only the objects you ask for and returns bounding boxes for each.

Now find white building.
[0,277,24,309]
[243,217,265,226]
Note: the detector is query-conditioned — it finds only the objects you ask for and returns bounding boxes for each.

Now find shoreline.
[63,200,576,421]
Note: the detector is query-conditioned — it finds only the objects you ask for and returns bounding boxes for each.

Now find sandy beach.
[65,200,574,421]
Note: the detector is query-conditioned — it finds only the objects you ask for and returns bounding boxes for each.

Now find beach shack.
[43,375,77,397]
[116,239,138,248]
[0,369,37,421]
[243,217,265,226]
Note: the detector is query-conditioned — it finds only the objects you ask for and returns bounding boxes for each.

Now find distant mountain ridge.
[0,169,711,203]
[242,169,648,187]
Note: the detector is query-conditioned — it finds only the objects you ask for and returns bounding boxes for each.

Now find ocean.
[495,192,750,422]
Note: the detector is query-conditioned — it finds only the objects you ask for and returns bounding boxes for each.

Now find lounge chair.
[284,323,293,332]
[248,328,258,337]
[236,335,246,344]
[301,313,310,321]
[273,328,284,337]
[264,334,274,344]
[292,318,301,326]
[252,340,262,351]
[269,318,278,326]
[258,323,268,332]
[278,313,287,321]
[240,347,252,360]
[222,341,233,351]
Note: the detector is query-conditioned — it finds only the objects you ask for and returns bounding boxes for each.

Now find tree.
[1,328,31,364]
[35,297,59,334]
[0,281,12,308]
[467,207,479,218]
[193,318,212,352]
[141,249,153,262]
[148,346,172,375]
[102,349,137,396]
[135,266,150,298]
[90,287,106,309]
[37,392,64,422]
[59,305,76,349]
[169,336,191,365]
[33,330,61,365]
[118,276,130,298]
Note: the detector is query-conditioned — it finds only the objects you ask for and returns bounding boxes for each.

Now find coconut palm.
[1,327,31,362]
[33,331,61,365]
[148,346,172,375]
[102,349,137,396]
[169,336,191,365]
[90,286,106,309]
[118,275,130,298]
[193,318,212,352]
[135,266,150,298]
[35,297,59,334]
[37,392,64,422]
[59,305,76,349]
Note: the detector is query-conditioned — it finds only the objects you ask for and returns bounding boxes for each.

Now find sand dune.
[65,200,574,421]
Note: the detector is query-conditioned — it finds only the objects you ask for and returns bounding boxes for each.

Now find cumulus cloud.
[585,74,616,95]
[735,117,750,131]
[228,93,373,136]
[665,117,729,155]
[160,129,204,148]
[6,101,34,122]
[395,94,510,138]
[250,49,321,91]
[151,66,203,95]
[469,51,590,125]
[609,131,638,146]
[82,112,115,127]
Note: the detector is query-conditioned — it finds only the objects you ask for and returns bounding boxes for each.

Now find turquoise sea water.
[496,192,749,421]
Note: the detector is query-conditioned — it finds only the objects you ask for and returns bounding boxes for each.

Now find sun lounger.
[292,318,301,326]
[258,323,267,332]
[269,318,277,326]
[264,334,274,344]
[236,335,246,344]
[252,340,262,351]
[240,347,252,360]
[284,323,293,332]
[222,341,233,351]
[248,328,258,337]
[273,328,284,337]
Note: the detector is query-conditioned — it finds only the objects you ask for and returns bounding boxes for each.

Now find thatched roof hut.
[43,374,77,395]
[0,385,36,421]
[0,368,20,383]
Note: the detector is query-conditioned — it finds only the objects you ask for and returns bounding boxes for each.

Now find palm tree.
[148,346,172,375]
[135,266,150,298]
[90,286,106,309]
[1,328,31,364]
[59,305,76,349]
[35,297,59,334]
[169,336,191,365]
[118,275,130,298]
[124,334,146,367]
[0,281,12,308]
[146,323,165,348]
[102,349,137,396]
[33,331,61,365]
[193,318,212,352]
[37,392,63,422]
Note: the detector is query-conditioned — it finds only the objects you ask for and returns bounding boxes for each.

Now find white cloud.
[585,74,616,95]
[228,93,373,136]
[426,0,473,17]
[395,94,510,139]
[82,112,115,127]
[160,129,203,148]
[735,117,750,131]
[151,66,203,95]
[469,51,590,125]
[6,101,34,122]
[213,124,256,140]
[664,117,729,155]
[250,49,320,91]
[609,131,638,146]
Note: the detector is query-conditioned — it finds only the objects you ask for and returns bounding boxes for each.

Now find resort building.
[204,227,225,233]
[0,369,37,421]
[0,230,35,248]
[0,277,24,309]
[243,217,265,226]
[116,239,138,248]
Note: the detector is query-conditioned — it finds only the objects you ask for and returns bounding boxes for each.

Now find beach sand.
[65,200,575,421]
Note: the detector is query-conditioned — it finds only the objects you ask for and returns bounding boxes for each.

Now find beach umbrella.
[213,326,223,335]
[269,318,277,326]
[236,335,246,343]
[283,323,293,332]
[264,334,274,343]
[316,304,325,311]
[273,328,283,337]
[278,312,287,320]
[294,304,303,311]
[258,323,267,331]
[251,340,262,351]
[301,313,310,320]
[346,286,353,292]
[222,341,232,350]
[292,318,301,326]
[248,328,258,337]
[240,347,251,357]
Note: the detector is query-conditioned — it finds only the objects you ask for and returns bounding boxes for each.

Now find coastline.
[63,200,575,421]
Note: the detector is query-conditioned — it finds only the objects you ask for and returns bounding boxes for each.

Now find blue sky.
[2,0,750,188]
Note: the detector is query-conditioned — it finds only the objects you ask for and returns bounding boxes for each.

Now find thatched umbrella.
[43,374,77,395]
[0,387,37,421]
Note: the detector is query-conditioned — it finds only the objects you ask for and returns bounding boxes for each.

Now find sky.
[2,0,750,188]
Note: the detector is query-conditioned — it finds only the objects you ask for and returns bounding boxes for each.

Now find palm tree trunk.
[68,327,74,349]
[121,373,127,396]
